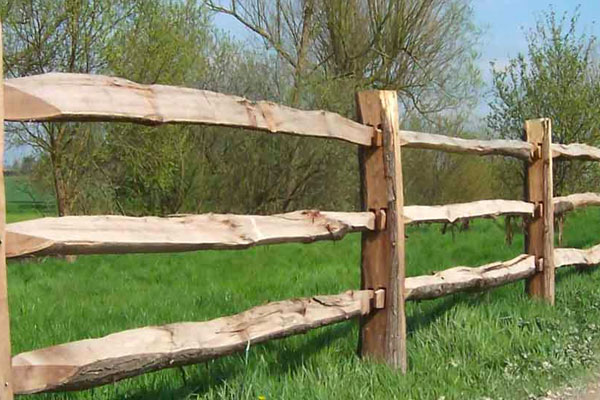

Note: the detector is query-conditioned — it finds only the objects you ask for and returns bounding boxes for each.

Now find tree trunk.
[290,0,314,106]
[50,158,69,217]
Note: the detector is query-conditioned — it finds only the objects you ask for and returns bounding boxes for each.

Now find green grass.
[5,175,55,223]
[6,202,600,399]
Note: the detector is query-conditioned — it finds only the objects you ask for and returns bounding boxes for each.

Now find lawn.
[5,178,600,398]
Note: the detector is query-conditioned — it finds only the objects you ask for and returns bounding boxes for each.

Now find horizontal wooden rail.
[4,73,373,146]
[400,130,533,160]
[555,244,600,267]
[4,196,596,259]
[6,200,535,258]
[7,74,600,161]
[12,289,377,394]
[404,199,534,224]
[552,143,600,161]
[405,254,536,300]
[405,242,600,301]
[5,211,374,258]
[396,130,600,163]
[553,193,600,214]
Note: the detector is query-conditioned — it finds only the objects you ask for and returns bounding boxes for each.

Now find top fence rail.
[4,73,375,145]
[5,72,600,161]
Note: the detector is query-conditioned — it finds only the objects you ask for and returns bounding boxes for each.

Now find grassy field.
[5,176,600,399]
[5,175,54,223]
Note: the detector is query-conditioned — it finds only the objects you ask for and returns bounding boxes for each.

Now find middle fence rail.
[2,71,600,396]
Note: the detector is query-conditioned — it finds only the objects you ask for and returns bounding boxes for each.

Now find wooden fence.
[1,26,600,398]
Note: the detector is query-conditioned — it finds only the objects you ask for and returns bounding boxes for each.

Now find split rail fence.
[1,24,600,398]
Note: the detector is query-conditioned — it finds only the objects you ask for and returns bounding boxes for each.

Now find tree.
[2,0,218,216]
[487,9,600,198]
[2,0,139,215]
[204,0,481,214]
[207,0,480,114]
[97,0,215,216]
[403,115,496,206]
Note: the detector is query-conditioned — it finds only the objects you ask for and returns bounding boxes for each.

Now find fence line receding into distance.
[1,31,600,398]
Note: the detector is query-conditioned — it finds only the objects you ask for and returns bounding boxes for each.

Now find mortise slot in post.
[535,202,544,218]
[533,144,542,160]
[371,127,383,147]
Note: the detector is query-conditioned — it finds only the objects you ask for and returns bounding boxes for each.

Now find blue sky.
[473,1,599,113]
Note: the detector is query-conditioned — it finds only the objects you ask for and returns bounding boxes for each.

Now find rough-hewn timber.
[400,130,600,162]
[0,23,15,400]
[4,73,373,145]
[12,290,374,394]
[357,90,407,371]
[404,255,536,300]
[7,75,600,160]
[552,143,600,161]
[400,130,533,159]
[404,199,534,224]
[553,193,600,214]
[6,200,544,258]
[524,118,555,304]
[5,211,374,258]
[555,244,600,267]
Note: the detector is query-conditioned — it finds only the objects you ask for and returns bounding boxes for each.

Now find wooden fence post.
[0,21,14,400]
[356,90,406,371]
[524,118,555,304]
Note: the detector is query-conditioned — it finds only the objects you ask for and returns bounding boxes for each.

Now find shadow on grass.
[122,322,355,400]
[407,295,464,335]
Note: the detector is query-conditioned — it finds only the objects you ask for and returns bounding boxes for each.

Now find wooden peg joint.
[536,258,544,272]
[370,288,385,309]
[373,209,387,231]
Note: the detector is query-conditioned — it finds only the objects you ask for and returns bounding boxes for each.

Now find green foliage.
[487,8,600,197]
[403,115,497,205]
[4,0,485,216]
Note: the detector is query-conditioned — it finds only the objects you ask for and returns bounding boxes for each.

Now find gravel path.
[537,373,600,399]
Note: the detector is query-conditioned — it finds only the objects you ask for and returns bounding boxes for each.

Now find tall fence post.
[0,21,14,400]
[356,90,407,371]
[524,118,555,304]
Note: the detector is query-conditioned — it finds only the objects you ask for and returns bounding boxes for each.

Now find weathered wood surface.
[404,255,536,300]
[404,200,534,224]
[4,73,373,145]
[12,290,373,394]
[524,118,555,304]
[0,23,15,400]
[357,90,406,370]
[404,244,600,301]
[5,211,374,258]
[552,143,600,161]
[399,130,600,162]
[6,200,544,258]
[7,74,600,160]
[555,244,600,267]
[553,193,600,214]
[400,130,533,160]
